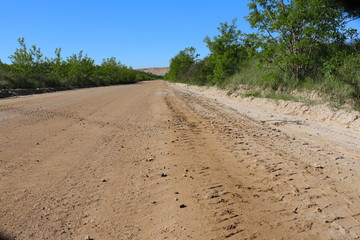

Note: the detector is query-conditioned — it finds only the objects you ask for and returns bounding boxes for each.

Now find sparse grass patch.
[264,92,299,102]
[302,99,318,106]
[243,91,262,98]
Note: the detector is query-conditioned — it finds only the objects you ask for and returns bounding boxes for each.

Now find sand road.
[1,80,360,239]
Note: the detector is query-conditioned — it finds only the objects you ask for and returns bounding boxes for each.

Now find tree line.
[165,0,360,106]
[0,38,158,89]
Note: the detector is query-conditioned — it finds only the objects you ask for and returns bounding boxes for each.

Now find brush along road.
[1,80,360,239]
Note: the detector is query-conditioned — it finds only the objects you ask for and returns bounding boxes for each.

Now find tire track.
[165,85,360,239]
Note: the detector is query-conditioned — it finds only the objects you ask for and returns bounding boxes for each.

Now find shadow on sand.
[0,232,13,240]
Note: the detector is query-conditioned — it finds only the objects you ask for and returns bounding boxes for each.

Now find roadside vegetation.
[165,0,360,108]
[0,38,158,89]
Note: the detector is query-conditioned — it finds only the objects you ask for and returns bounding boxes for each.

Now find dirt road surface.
[1,80,360,240]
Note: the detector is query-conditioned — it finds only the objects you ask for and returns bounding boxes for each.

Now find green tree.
[2,38,159,89]
[46,48,67,87]
[96,57,122,85]
[165,47,199,81]
[95,57,139,85]
[0,61,13,89]
[246,0,357,81]
[66,51,96,86]
[8,37,49,88]
[204,19,248,86]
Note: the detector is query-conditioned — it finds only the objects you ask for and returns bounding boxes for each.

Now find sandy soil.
[1,80,360,240]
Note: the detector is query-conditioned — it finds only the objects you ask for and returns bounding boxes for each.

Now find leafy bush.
[165,0,360,108]
[204,19,249,86]
[0,38,157,89]
[165,47,199,81]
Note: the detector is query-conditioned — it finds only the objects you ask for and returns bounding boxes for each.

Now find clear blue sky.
[1,1,359,69]
[0,0,252,68]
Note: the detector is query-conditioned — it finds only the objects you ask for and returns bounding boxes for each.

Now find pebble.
[160,173,167,177]
[150,200,157,204]
[313,163,324,169]
[293,207,298,214]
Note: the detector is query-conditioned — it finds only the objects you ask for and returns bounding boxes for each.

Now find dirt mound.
[137,67,169,76]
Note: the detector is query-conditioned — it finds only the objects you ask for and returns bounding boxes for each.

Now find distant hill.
[137,67,169,76]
